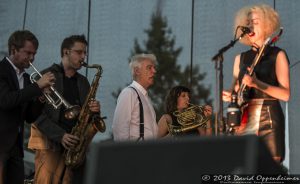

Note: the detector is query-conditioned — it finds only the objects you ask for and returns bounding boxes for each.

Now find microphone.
[240,26,251,34]
[239,26,255,36]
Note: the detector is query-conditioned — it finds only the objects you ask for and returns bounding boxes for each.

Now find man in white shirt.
[112,54,158,141]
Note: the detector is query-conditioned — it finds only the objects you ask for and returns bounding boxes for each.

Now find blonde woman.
[223,4,290,163]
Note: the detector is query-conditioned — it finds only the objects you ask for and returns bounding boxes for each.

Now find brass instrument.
[64,62,106,168]
[29,62,80,119]
[168,103,211,135]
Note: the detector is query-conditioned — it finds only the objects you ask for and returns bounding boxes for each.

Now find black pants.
[0,145,24,184]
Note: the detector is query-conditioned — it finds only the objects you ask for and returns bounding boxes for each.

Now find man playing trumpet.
[0,30,55,184]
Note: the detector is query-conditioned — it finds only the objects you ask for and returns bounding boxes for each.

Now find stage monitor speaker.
[84,135,284,184]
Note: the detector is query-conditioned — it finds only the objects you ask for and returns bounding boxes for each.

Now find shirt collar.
[6,57,25,76]
[131,80,148,96]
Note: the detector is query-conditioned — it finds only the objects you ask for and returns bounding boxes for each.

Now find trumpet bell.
[64,105,81,120]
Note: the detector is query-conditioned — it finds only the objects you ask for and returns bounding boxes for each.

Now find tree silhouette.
[113,2,211,119]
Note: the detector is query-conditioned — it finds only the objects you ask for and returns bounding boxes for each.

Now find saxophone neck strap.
[128,86,144,141]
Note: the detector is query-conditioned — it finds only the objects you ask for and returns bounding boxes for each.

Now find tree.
[113,3,211,119]
[132,11,182,112]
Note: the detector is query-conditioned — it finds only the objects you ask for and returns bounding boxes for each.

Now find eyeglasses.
[69,49,88,56]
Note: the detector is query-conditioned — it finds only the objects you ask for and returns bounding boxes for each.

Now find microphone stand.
[211,32,247,136]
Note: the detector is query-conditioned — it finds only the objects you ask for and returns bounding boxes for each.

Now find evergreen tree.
[131,11,183,114]
[132,9,211,118]
[113,4,211,119]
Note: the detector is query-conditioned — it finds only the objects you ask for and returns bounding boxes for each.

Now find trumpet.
[29,62,80,120]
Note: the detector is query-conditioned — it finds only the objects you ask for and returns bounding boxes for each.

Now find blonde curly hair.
[234,4,280,46]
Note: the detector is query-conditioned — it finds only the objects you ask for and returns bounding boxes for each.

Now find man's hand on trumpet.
[34,72,55,103]
[36,71,56,89]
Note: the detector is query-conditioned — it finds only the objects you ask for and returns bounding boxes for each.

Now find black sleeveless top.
[238,46,288,99]
[170,113,199,136]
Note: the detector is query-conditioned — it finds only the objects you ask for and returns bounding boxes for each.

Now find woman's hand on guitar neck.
[242,72,258,88]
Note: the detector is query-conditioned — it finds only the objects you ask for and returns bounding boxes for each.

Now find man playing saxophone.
[158,86,213,137]
[28,35,102,184]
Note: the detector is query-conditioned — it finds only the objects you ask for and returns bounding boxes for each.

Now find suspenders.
[129,87,144,141]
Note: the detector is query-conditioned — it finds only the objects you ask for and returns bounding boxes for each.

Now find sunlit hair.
[234,4,280,46]
[165,86,190,114]
[129,53,157,78]
[8,30,39,55]
[60,34,88,57]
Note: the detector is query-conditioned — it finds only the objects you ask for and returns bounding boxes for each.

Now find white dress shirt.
[6,57,25,89]
[112,81,158,141]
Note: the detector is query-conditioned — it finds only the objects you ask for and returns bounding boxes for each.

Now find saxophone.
[64,63,106,168]
[168,103,211,135]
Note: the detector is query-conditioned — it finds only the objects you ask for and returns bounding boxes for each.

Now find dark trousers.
[0,145,24,184]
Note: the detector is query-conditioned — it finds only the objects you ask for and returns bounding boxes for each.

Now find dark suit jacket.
[0,57,43,155]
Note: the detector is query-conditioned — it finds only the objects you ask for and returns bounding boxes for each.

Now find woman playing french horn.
[158,86,212,137]
[222,4,290,163]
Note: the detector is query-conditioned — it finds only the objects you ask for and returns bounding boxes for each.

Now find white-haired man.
[112,54,158,141]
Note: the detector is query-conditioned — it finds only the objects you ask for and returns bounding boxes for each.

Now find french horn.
[168,103,211,135]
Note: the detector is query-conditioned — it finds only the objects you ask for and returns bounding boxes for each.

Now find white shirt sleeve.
[112,88,134,141]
